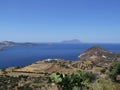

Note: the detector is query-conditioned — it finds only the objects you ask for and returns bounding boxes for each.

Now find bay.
[0,43,120,68]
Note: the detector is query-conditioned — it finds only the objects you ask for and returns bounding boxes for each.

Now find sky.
[0,0,120,43]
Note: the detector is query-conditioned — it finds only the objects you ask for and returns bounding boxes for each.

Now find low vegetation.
[109,62,120,82]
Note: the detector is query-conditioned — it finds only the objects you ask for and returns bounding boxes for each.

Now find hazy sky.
[0,0,120,43]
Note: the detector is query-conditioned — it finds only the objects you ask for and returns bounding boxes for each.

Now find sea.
[0,43,120,68]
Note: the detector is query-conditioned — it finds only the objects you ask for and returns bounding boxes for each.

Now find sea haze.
[0,43,120,68]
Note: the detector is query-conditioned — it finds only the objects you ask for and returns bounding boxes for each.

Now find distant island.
[61,39,81,43]
[0,41,50,51]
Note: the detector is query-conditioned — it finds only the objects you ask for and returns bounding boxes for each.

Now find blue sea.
[0,43,120,68]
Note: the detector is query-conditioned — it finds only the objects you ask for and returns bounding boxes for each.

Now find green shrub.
[100,68,106,74]
[84,72,96,82]
[49,70,96,90]
[109,62,120,82]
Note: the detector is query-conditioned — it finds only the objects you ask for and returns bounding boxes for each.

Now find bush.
[109,62,120,82]
[100,68,106,74]
[84,72,96,82]
[49,70,96,90]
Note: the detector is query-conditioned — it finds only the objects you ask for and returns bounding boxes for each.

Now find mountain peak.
[86,46,105,52]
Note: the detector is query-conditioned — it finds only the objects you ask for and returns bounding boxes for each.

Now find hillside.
[78,46,117,67]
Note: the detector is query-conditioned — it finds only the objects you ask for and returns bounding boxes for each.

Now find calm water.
[0,43,120,68]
